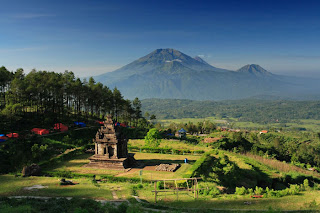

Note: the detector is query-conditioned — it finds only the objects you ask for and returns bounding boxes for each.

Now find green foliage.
[235,186,247,195]
[156,181,164,190]
[254,186,264,195]
[142,98,320,124]
[235,183,305,198]
[128,145,205,155]
[0,197,134,213]
[144,128,161,147]
[199,182,221,197]
[183,153,214,178]
[0,68,149,133]
[303,178,310,190]
[31,144,48,160]
[131,184,144,196]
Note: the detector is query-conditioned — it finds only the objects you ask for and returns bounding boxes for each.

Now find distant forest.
[0,66,144,133]
[141,99,320,124]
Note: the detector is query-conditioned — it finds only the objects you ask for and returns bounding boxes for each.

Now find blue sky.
[1,0,320,77]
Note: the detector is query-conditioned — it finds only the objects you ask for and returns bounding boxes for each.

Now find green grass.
[133,181,320,211]
[153,191,320,211]
[42,153,124,176]
[129,139,210,151]
[160,116,227,126]
[0,175,113,199]
[40,150,201,181]
[116,152,200,180]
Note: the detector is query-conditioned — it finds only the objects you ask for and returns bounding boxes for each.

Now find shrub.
[136,183,143,189]
[248,188,254,195]
[254,186,264,195]
[303,178,310,190]
[145,128,161,148]
[156,181,164,190]
[209,187,221,197]
[288,184,300,195]
[235,186,247,195]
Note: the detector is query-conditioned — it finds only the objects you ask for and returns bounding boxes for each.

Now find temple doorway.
[108,146,114,158]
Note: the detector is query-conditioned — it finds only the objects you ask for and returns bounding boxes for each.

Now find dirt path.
[111,191,118,199]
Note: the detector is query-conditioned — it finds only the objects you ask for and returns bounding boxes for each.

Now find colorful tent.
[6,133,19,138]
[31,128,50,135]
[96,120,104,125]
[54,123,68,132]
[115,122,120,126]
[74,122,86,127]
[178,128,187,133]
[0,136,8,142]
[120,123,127,127]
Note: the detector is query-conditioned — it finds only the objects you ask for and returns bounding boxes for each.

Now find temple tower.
[86,115,134,169]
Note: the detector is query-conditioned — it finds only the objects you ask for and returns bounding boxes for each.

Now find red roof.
[260,130,268,133]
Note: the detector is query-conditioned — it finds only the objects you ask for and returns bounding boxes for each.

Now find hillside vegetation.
[142,98,320,124]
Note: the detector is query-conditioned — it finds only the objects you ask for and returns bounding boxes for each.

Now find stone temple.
[86,115,135,169]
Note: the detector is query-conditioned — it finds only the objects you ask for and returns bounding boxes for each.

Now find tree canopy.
[0,67,145,132]
[144,128,161,147]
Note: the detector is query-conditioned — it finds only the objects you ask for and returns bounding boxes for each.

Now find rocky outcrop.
[22,164,41,177]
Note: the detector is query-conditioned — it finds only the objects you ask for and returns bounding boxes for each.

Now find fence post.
[154,181,157,203]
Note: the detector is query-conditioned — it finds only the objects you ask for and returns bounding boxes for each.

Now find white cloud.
[165,59,182,63]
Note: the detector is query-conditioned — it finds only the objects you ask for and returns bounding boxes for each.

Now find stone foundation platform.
[85,153,137,169]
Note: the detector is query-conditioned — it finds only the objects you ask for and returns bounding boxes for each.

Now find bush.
[235,186,247,195]
[254,186,264,195]
[303,178,310,190]
[209,187,221,197]
[156,181,164,190]
[145,128,161,148]
[183,153,214,178]
[198,182,221,197]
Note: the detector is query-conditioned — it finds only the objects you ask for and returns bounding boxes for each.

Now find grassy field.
[129,139,210,151]
[160,116,227,126]
[159,117,320,132]
[117,152,200,180]
[152,191,320,211]
[42,153,125,176]
[41,151,201,180]
[2,148,320,211]
[0,175,114,199]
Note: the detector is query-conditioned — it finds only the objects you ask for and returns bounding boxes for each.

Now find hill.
[141,98,320,123]
[94,48,320,100]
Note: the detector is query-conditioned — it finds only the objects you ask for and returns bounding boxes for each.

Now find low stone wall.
[155,164,180,172]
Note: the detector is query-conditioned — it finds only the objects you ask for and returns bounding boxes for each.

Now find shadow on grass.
[41,154,92,172]
[156,199,289,212]
[135,159,196,168]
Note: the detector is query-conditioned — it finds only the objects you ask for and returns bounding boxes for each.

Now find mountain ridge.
[93,48,320,100]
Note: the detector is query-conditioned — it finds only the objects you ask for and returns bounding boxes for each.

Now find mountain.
[93,48,320,100]
[193,56,210,65]
[95,48,228,85]
[237,64,274,77]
